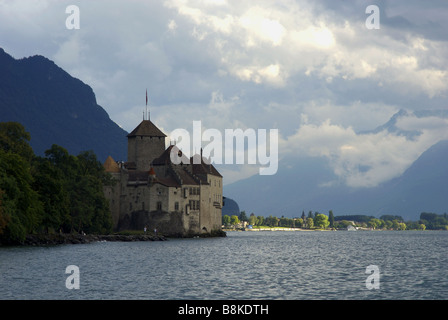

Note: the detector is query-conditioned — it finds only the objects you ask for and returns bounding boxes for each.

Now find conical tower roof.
[127,120,166,137]
[103,156,120,173]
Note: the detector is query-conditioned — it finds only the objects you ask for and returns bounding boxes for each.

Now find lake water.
[0,230,447,300]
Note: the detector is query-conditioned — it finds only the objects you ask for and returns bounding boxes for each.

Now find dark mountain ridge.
[0,48,127,162]
[1,48,446,221]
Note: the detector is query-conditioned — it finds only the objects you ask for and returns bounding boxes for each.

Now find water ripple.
[0,231,447,299]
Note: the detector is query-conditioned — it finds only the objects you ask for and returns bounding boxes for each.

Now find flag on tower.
[146,89,148,106]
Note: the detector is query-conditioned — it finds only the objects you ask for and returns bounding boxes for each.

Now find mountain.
[0,48,127,162]
[372,139,448,217]
[1,48,445,221]
[222,197,240,216]
[224,112,448,221]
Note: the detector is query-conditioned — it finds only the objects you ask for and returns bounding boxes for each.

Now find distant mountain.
[370,139,448,217]
[224,112,448,221]
[0,48,127,162]
[222,197,240,216]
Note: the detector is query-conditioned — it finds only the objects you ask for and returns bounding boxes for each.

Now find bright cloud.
[1,0,448,188]
[164,0,448,97]
[282,111,448,188]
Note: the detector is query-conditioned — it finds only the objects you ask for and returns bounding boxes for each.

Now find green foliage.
[265,215,279,227]
[279,216,295,228]
[0,122,34,161]
[0,190,9,234]
[230,215,240,225]
[0,122,113,244]
[0,149,43,243]
[239,211,248,222]
[32,156,70,233]
[248,214,257,226]
[314,213,330,229]
[222,214,231,226]
[306,217,314,229]
[328,210,334,228]
[380,215,404,222]
[222,210,446,231]
[334,215,375,223]
[419,212,448,230]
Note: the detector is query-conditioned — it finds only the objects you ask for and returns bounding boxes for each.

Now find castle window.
[157,201,162,211]
[175,202,179,211]
[189,200,200,210]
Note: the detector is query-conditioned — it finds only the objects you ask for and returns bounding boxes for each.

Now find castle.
[103,118,223,237]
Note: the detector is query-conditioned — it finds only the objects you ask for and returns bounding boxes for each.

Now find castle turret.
[127,120,166,171]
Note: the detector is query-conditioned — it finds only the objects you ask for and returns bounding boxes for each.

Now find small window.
[157,201,162,211]
[175,202,179,211]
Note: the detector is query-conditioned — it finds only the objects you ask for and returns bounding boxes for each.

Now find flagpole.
[146,89,148,120]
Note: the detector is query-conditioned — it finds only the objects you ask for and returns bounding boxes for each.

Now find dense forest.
[0,122,113,245]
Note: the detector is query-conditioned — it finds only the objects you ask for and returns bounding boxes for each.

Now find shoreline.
[223,227,325,232]
[1,233,168,246]
[1,229,227,247]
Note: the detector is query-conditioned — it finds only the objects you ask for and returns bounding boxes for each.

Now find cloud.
[2,0,448,188]
[164,0,448,98]
[281,110,448,187]
[53,32,89,67]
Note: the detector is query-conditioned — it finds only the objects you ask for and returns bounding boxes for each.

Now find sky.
[1,0,448,187]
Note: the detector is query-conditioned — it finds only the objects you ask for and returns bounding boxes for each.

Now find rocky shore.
[20,233,167,246]
[1,229,226,246]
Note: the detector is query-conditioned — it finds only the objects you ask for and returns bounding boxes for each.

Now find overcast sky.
[1,0,448,186]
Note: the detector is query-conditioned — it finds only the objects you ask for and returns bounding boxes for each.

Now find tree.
[419,212,448,230]
[308,211,314,219]
[397,222,406,230]
[256,216,265,226]
[335,220,352,229]
[368,218,382,230]
[265,215,279,227]
[73,151,112,234]
[32,157,70,233]
[0,150,43,243]
[314,214,330,229]
[380,215,404,222]
[222,215,231,226]
[0,122,114,243]
[384,220,393,230]
[239,211,248,222]
[248,215,257,226]
[306,217,314,229]
[230,215,240,225]
[0,190,10,235]
[329,210,334,228]
[0,122,34,162]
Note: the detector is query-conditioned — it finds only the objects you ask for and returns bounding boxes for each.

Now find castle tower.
[127,120,166,171]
